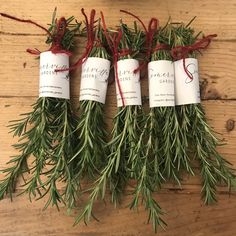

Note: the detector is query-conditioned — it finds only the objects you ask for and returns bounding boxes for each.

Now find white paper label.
[148,60,175,107]
[79,57,111,104]
[174,58,200,105]
[39,51,70,99]
[115,59,142,107]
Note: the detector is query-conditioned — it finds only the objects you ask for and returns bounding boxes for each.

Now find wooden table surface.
[0,0,236,235]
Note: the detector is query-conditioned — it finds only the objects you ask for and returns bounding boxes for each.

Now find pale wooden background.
[0,0,236,235]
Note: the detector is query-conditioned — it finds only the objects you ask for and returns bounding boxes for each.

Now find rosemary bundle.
[74,18,145,225]
[122,18,168,232]
[70,18,110,190]
[126,23,181,232]
[0,12,81,210]
[148,26,184,185]
[171,21,236,204]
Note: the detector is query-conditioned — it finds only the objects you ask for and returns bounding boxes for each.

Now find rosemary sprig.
[74,21,145,225]
[129,108,166,232]
[69,20,110,193]
[172,21,236,204]
[0,12,81,210]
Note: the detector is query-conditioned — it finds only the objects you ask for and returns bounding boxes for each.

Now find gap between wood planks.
[1,31,236,42]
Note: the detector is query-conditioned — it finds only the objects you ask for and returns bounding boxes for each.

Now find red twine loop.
[146,18,159,60]
[100,11,125,107]
[171,34,217,80]
[133,17,158,74]
[56,8,96,72]
[26,48,42,55]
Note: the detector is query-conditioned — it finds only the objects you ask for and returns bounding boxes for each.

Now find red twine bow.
[100,11,125,107]
[0,12,71,56]
[56,8,96,72]
[171,34,217,80]
[27,17,71,55]
[48,17,72,55]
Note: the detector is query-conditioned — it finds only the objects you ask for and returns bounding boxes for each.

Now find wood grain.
[1,0,236,40]
[1,0,236,235]
[0,192,235,236]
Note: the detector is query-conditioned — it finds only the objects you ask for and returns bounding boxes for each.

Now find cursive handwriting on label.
[185,62,199,84]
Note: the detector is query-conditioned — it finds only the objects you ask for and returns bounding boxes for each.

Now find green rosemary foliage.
[154,26,194,185]
[129,108,166,232]
[108,21,146,205]
[0,13,81,211]
[74,21,145,225]
[121,23,166,232]
[172,21,236,204]
[69,21,110,191]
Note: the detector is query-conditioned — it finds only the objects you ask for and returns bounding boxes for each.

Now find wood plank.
[0,192,235,236]
[0,35,236,99]
[1,1,236,235]
[1,0,236,40]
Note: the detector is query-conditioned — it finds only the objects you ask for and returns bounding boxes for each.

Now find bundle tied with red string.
[148,22,194,190]
[66,9,112,201]
[73,12,146,227]
[0,11,82,211]
[170,21,236,205]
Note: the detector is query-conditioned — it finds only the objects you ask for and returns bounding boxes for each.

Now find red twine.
[171,34,217,80]
[100,11,125,107]
[0,13,51,36]
[120,10,159,73]
[146,18,159,59]
[152,43,170,53]
[0,12,71,56]
[25,17,71,56]
[56,8,96,72]
[49,17,72,55]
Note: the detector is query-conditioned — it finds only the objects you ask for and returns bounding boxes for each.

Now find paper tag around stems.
[115,59,142,107]
[79,57,111,104]
[174,58,200,105]
[148,60,175,107]
[39,51,70,99]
